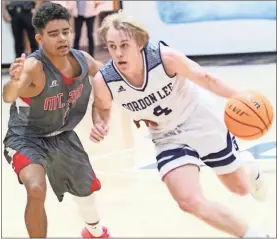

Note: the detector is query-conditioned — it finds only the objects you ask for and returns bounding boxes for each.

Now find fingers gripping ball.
[224,91,274,140]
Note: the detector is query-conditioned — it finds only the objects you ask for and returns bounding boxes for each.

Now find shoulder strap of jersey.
[157,41,176,78]
[144,40,172,72]
[144,41,162,72]
[26,48,43,61]
[99,60,122,83]
[70,48,89,76]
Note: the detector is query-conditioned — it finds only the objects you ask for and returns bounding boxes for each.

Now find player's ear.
[138,42,144,51]
[35,33,43,45]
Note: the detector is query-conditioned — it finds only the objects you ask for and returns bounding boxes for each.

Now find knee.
[177,194,213,222]
[177,194,204,214]
[26,183,46,201]
[218,168,250,196]
[18,164,46,201]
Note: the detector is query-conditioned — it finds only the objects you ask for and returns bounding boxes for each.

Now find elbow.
[189,71,217,92]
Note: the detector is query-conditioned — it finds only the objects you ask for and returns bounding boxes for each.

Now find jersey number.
[153,105,172,116]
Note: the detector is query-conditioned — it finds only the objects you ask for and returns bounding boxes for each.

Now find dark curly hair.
[32,2,71,33]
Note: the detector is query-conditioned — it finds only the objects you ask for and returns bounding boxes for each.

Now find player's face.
[36,20,72,57]
[106,27,142,73]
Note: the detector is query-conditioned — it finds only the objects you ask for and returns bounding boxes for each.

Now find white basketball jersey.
[100,41,201,133]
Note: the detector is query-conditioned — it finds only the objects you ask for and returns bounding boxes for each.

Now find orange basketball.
[224,91,274,140]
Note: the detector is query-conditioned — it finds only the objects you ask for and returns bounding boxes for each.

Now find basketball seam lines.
[224,112,263,132]
[259,97,271,125]
[237,99,268,131]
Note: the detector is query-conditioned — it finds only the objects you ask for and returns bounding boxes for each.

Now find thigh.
[48,131,101,199]
[22,12,34,31]
[11,14,23,37]
[11,14,24,46]
[154,140,204,181]
[3,131,49,183]
[85,16,95,36]
[216,150,253,194]
[153,135,204,204]
[22,12,37,42]
[163,164,202,202]
[74,16,84,37]
[217,165,249,191]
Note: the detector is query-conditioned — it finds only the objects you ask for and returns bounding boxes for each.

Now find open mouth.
[57,45,68,50]
[118,61,127,65]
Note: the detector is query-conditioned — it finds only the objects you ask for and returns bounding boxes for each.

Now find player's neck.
[43,49,71,71]
[51,57,71,72]
[122,54,144,86]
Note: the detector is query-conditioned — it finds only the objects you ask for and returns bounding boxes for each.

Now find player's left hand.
[90,122,109,143]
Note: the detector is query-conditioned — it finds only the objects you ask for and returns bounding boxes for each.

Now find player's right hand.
[9,53,26,80]
[90,122,109,143]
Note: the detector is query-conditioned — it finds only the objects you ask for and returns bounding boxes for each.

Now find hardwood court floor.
[1,63,276,237]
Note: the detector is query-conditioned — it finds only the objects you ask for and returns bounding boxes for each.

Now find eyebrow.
[47,28,70,34]
[107,40,128,43]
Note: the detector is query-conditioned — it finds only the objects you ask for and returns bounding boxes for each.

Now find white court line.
[89,147,137,162]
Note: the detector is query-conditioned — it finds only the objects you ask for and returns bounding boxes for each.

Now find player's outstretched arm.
[90,71,113,143]
[160,44,240,99]
[3,54,45,103]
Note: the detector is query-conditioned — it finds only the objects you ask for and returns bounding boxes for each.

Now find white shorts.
[151,102,242,179]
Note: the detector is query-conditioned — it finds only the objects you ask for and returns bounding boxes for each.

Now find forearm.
[200,73,240,99]
[92,105,111,125]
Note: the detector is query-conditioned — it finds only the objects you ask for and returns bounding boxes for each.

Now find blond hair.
[98,10,149,48]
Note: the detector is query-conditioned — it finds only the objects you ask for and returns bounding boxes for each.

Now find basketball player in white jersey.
[89,11,270,238]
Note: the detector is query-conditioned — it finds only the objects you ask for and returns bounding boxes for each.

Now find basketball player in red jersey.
[3,2,110,238]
